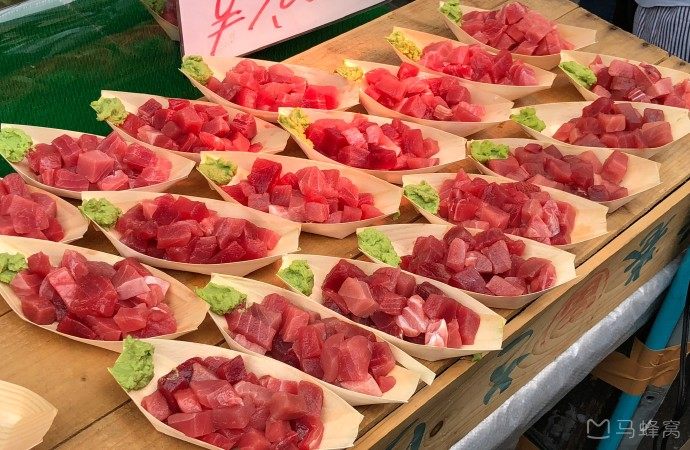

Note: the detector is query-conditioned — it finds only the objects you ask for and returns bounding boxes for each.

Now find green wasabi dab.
[278,260,314,296]
[470,140,510,163]
[0,253,28,283]
[404,181,440,214]
[559,61,597,88]
[0,128,33,163]
[357,229,401,266]
[80,198,121,228]
[181,56,213,84]
[109,337,155,391]
[198,156,237,186]
[195,282,246,315]
[510,107,546,132]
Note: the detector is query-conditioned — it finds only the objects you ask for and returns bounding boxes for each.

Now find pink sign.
[177,0,386,56]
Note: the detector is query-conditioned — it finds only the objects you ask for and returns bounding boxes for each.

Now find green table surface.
[0,0,389,176]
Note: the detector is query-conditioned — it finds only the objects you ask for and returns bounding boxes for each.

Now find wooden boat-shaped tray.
[0,380,57,450]
[388,26,556,100]
[0,236,209,352]
[81,190,301,276]
[357,224,576,310]
[277,106,466,184]
[439,2,597,69]
[467,137,662,213]
[117,338,363,449]
[198,151,403,239]
[181,55,360,123]
[402,172,609,250]
[99,90,290,163]
[0,123,195,199]
[510,101,690,159]
[279,254,506,361]
[204,273,436,405]
[559,50,690,105]
[342,58,513,137]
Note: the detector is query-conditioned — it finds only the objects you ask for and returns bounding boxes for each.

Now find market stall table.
[0,0,689,449]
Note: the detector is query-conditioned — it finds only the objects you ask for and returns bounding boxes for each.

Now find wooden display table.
[1,0,689,448]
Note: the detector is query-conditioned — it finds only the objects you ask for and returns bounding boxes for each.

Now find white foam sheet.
[451,255,682,450]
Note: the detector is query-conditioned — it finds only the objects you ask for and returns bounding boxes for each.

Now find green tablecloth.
[0,0,388,176]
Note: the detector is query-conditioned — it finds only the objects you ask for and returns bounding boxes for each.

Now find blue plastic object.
[598,249,690,449]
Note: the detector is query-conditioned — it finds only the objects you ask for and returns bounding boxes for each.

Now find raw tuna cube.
[113,304,149,332]
[45,267,78,302]
[455,305,480,344]
[190,380,243,409]
[137,98,163,119]
[141,390,171,422]
[640,121,673,147]
[167,411,214,438]
[215,355,247,383]
[477,203,509,229]
[76,150,114,183]
[230,112,258,140]
[199,432,235,449]
[372,285,407,316]
[449,267,487,293]
[338,335,372,381]
[173,388,203,413]
[322,260,367,291]
[423,294,458,322]
[268,391,309,420]
[20,296,56,325]
[226,310,275,350]
[340,374,383,396]
[250,303,282,330]
[56,315,97,339]
[237,427,273,449]
[27,144,62,173]
[643,108,665,123]
[369,342,396,378]
[234,380,272,406]
[280,305,309,342]
[600,150,628,184]
[211,404,252,430]
[293,415,324,449]
[319,333,344,383]
[396,296,429,338]
[97,170,129,191]
[248,158,282,194]
[122,144,156,171]
[487,156,520,175]
[84,316,121,341]
[530,263,557,292]
[465,251,493,274]
[425,318,449,347]
[27,252,53,277]
[53,170,89,191]
[172,106,203,134]
[262,294,290,314]
[52,135,81,166]
[338,277,379,317]
[486,275,524,296]
[481,239,512,274]
[598,114,626,132]
[304,202,329,223]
